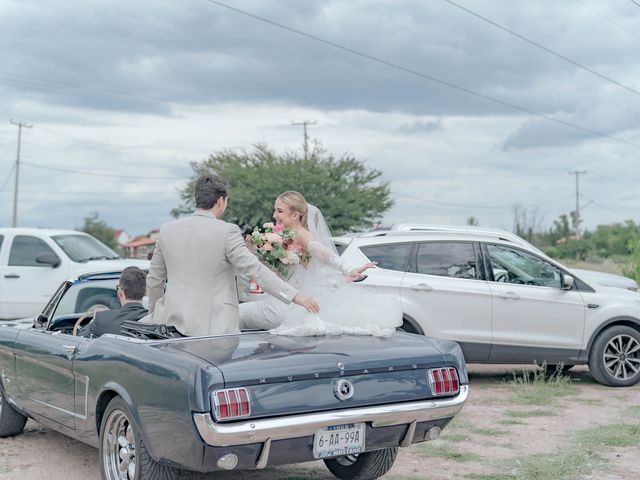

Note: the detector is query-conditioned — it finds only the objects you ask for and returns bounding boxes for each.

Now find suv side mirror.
[36,252,61,268]
[561,274,575,290]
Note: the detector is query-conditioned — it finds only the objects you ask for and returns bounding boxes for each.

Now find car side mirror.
[35,314,48,326]
[561,274,575,290]
[36,252,61,268]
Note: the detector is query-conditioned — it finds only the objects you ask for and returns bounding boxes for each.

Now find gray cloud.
[399,118,444,134]
[2,0,640,233]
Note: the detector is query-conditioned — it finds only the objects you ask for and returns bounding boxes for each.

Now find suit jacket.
[146,211,298,337]
[79,302,148,338]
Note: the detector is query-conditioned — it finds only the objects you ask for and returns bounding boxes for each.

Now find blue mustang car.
[0,270,468,480]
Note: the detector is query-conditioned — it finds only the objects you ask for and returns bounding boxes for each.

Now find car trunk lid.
[168,332,453,419]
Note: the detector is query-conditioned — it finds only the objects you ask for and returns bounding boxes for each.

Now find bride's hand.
[347,261,377,281]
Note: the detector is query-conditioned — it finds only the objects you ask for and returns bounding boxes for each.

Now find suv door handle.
[4,274,20,279]
[410,283,433,292]
[498,291,520,300]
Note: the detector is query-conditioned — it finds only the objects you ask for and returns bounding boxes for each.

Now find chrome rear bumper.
[193,384,468,447]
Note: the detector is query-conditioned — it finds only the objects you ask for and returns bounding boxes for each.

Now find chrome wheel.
[334,454,360,467]
[102,408,137,480]
[603,334,640,380]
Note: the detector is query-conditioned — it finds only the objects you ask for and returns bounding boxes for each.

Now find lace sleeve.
[307,240,351,274]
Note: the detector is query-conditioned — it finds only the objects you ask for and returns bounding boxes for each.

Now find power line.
[21,161,187,180]
[202,0,640,149]
[291,120,317,159]
[36,125,149,149]
[393,191,574,210]
[9,119,32,227]
[576,0,640,42]
[630,0,640,8]
[0,70,224,117]
[0,188,177,196]
[0,164,15,192]
[442,0,640,98]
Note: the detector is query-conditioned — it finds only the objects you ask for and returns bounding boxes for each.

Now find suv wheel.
[588,325,640,387]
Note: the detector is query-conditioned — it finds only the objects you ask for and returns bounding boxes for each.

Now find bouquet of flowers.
[246,222,308,278]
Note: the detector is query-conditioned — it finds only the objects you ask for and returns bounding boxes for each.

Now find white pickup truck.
[0,228,148,319]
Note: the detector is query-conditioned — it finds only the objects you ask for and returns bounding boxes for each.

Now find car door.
[0,234,68,318]
[12,328,84,429]
[484,243,586,363]
[400,241,492,361]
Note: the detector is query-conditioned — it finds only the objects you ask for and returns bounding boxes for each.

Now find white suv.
[388,223,639,291]
[335,229,640,387]
[0,228,149,319]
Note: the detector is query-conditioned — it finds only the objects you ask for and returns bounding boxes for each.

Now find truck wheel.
[588,325,640,387]
[324,447,398,480]
[0,390,27,437]
[99,397,178,480]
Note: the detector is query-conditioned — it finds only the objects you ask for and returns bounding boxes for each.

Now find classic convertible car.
[0,270,468,480]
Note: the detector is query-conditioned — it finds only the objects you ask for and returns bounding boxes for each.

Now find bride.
[239,191,402,337]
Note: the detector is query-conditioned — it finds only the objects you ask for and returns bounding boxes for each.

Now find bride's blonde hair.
[277,191,308,228]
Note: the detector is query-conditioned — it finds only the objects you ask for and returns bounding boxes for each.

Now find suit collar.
[192,210,219,220]
[121,302,145,310]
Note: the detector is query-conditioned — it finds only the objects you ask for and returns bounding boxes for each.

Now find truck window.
[8,235,58,267]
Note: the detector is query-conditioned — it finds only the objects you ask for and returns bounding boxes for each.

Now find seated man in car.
[78,266,148,338]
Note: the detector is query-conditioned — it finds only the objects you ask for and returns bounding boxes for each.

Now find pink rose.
[273,224,284,234]
[265,233,283,244]
[262,242,272,251]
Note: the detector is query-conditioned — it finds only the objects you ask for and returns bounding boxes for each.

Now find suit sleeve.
[225,224,298,304]
[146,237,167,314]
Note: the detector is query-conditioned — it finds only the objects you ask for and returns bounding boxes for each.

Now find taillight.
[428,367,460,396]
[248,278,265,295]
[212,388,251,420]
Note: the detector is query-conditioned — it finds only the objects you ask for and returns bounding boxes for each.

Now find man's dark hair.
[119,266,146,301]
[195,175,229,210]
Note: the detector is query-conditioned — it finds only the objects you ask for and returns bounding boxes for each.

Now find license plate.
[313,423,366,459]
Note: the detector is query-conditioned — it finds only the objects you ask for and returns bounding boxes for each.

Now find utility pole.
[569,170,587,239]
[9,119,33,227]
[291,120,316,160]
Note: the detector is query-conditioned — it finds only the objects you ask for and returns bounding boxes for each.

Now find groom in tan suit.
[146,175,319,337]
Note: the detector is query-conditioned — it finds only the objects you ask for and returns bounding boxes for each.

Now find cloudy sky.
[1,0,639,236]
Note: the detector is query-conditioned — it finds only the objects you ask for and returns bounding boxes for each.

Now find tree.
[466,216,479,226]
[81,212,118,249]
[512,204,543,242]
[623,239,640,284]
[172,144,394,235]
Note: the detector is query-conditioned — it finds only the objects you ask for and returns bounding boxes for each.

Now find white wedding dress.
[239,207,402,337]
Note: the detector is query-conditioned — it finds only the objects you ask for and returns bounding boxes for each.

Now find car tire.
[99,397,178,480]
[324,447,398,480]
[79,293,119,313]
[0,389,27,437]
[588,325,640,387]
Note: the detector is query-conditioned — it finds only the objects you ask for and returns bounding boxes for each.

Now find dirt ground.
[1,364,638,480]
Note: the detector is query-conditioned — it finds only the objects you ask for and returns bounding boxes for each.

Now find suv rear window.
[360,243,412,272]
[414,242,478,279]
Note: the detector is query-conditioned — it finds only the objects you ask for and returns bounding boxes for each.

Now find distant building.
[114,229,131,247]
[123,230,158,259]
